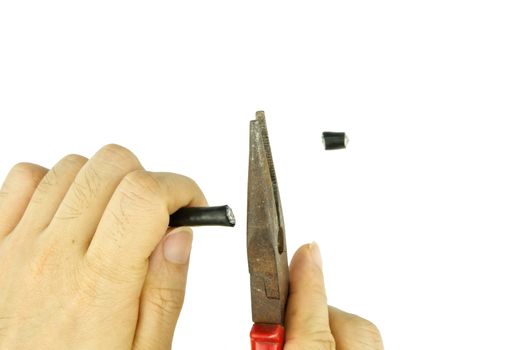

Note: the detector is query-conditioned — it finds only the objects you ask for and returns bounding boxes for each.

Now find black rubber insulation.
[322,131,348,150]
[169,205,236,227]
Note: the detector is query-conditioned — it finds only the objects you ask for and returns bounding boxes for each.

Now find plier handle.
[247,112,289,350]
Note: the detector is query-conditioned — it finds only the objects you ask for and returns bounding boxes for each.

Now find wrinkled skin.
[0,144,383,349]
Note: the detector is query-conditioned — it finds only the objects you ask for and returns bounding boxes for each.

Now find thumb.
[284,243,336,350]
[133,227,193,350]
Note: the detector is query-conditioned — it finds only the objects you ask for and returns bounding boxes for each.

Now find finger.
[328,306,384,350]
[85,170,206,278]
[133,227,193,350]
[46,144,143,250]
[16,154,87,233]
[284,243,336,350]
[0,163,48,237]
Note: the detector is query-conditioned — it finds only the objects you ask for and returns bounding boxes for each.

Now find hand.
[0,144,206,349]
[285,243,384,350]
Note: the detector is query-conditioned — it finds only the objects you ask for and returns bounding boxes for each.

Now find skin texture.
[0,144,383,349]
[285,244,384,350]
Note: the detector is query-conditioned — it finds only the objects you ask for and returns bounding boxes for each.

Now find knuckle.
[32,155,86,200]
[11,162,38,174]
[120,171,162,202]
[54,167,102,221]
[54,196,83,221]
[145,286,185,315]
[181,174,199,189]
[76,165,102,200]
[108,171,165,233]
[42,167,59,187]
[53,170,102,220]
[106,206,129,235]
[71,182,91,207]
[97,144,141,169]
[61,153,88,167]
[9,162,45,186]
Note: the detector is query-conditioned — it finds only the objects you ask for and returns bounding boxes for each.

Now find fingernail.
[310,241,323,270]
[163,227,193,264]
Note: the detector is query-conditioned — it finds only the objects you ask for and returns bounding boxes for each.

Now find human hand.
[284,243,384,350]
[0,144,206,349]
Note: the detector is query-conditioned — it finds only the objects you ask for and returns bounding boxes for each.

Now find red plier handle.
[250,323,285,350]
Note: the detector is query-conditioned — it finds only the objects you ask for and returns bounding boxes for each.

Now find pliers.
[247,111,289,350]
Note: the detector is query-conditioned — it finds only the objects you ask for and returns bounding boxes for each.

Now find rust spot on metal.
[247,111,289,325]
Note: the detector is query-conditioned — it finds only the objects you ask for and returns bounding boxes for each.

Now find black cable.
[322,131,348,150]
[169,205,236,227]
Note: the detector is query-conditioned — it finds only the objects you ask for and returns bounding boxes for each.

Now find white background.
[1,1,524,349]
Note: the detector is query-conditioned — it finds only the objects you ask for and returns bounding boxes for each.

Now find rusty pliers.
[247,111,289,350]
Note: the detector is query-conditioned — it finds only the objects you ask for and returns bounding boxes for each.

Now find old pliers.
[247,111,289,350]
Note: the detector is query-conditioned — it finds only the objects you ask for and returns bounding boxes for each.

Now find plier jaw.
[247,112,289,349]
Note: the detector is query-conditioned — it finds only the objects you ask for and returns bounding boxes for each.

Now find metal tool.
[247,111,289,350]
